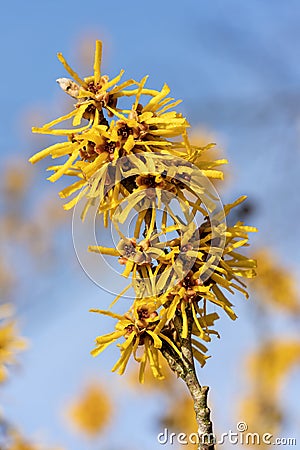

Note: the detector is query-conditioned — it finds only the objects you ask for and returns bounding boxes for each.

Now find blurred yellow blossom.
[0,310,27,383]
[8,436,41,450]
[247,339,300,394]
[239,395,282,443]
[67,382,112,437]
[250,249,300,314]
[238,339,300,447]
[6,432,64,450]
[2,164,32,201]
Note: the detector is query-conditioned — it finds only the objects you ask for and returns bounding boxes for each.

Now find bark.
[161,312,215,450]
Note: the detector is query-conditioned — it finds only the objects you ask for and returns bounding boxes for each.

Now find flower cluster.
[29,41,225,215]
[29,41,257,382]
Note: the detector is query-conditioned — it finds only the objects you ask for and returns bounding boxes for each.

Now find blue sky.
[1,1,300,449]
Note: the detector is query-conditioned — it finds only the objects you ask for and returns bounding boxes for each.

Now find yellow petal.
[93,40,102,83]
[88,246,120,257]
[146,330,162,349]
[47,150,79,182]
[57,52,87,87]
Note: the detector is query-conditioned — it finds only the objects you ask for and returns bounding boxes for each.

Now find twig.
[161,311,215,450]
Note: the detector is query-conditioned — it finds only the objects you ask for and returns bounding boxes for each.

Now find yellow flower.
[91,300,183,382]
[67,382,112,437]
[90,292,220,378]
[155,204,257,321]
[54,39,137,125]
[89,234,166,279]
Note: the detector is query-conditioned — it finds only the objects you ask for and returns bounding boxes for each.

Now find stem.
[162,312,215,450]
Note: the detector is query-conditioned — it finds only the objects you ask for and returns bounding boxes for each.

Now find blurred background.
[0,0,300,449]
